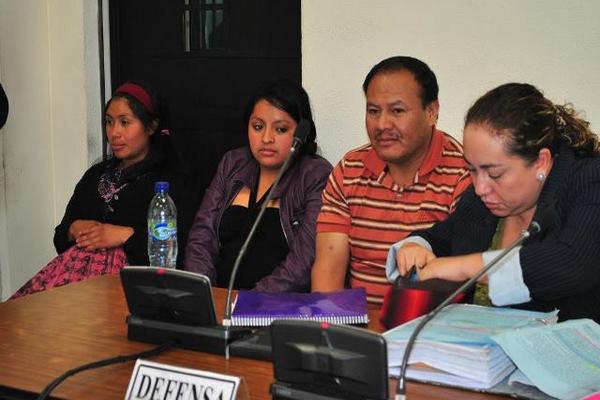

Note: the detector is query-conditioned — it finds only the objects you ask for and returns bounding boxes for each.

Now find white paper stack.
[387,340,514,389]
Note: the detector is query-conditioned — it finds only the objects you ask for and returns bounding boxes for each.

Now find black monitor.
[120,267,248,354]
[121,266,217,326]
[270,320,388,400]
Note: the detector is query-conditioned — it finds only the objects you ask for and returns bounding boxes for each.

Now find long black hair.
[243,78,318,156]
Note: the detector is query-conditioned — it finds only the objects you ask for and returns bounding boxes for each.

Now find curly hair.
[465,83,600,162]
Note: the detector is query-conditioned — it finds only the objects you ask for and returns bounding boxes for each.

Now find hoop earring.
[536,172,546,182]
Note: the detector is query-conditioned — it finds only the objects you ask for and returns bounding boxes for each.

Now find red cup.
[380,275,467,329]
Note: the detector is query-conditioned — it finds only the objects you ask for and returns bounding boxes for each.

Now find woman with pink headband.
[12,81,192,298]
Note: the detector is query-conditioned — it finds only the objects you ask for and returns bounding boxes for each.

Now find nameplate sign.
[125,359,240,400]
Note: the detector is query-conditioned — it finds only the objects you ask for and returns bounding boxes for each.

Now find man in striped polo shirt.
[311,56,471,306]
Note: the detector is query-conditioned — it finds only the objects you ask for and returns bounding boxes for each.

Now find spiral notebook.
[230,288,369,327]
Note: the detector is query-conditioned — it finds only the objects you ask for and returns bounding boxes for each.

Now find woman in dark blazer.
[387,83,600,322]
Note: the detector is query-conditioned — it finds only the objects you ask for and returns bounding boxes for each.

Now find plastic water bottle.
[147,181,178,268]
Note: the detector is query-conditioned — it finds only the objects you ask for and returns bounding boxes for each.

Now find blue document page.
[384,304,558,345]
[493,319,600,400]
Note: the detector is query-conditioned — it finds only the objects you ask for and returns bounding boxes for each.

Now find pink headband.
[115,82,155,114]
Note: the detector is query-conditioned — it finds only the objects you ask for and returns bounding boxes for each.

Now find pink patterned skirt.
[10,245,128,299]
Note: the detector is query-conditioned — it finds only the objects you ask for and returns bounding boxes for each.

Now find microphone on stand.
[395,207,555,399]
[221,119,312,357]
[290,118,311,153]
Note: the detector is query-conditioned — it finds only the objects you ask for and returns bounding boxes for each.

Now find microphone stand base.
[127,315,252,355]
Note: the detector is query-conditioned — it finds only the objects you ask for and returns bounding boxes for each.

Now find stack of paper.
[388,339,514,389]
[384,304,558,390]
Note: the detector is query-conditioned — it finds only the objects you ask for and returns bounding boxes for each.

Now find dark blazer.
[184,147,333,292]
[415,143,600,322]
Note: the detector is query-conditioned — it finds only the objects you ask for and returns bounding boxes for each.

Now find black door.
[109,0,301,195]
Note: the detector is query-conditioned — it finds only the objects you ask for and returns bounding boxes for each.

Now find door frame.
[0,128,10,300]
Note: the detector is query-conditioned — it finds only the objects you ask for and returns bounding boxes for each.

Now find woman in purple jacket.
[184,79,332,292]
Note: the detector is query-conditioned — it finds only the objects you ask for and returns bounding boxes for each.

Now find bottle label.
[150,221,177,241]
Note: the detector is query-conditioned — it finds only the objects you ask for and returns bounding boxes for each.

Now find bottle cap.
[154,181,169,193]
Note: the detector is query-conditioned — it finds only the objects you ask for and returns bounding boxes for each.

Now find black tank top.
[215,183,289,289]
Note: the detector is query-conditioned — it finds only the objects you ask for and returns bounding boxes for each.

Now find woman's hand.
[395,242,437,277]
[74,223,134,251]
[416,253,485,282]
[68,219,101,241]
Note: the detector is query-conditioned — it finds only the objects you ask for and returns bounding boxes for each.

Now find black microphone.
[291,118,311,152]
[394,207,555,399]
[221,119,312,356]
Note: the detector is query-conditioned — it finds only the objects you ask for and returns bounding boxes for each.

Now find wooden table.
[0,275,508,399]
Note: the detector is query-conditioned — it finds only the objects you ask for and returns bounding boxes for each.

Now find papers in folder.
[384,304,559,390]
[230,289,369,326]
[493,318,600,400]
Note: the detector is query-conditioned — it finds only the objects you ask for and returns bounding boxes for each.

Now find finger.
[76,230,95,240]
[418,267,433,280]
[77,238,91,247]
[415,263,428,280]
[425,252,436,264]
[396,250,406,275]
[409,253,419,270]
[72,231,83,241]
[77,231,100,247]
[76,232,94,244]
[86,225,102,235]
[420,251,436,269]
[83,236,103,250]
[409,253,423,272]
[81,223,98,233]
[400,252,412,276]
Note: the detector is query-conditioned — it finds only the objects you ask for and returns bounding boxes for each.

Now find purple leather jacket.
[184,147,332,292]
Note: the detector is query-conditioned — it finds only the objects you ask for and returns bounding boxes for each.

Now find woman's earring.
[536,171,546,182]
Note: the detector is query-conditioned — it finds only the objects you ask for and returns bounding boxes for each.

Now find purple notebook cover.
[231,288,368,326]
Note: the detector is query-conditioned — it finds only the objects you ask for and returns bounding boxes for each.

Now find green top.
[473,219,505,306]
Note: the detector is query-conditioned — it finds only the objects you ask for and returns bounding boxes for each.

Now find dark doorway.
[108,0,301,195]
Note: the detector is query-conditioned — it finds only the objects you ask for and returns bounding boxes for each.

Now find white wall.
[0,0,102,299]
[302,0,600,164]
